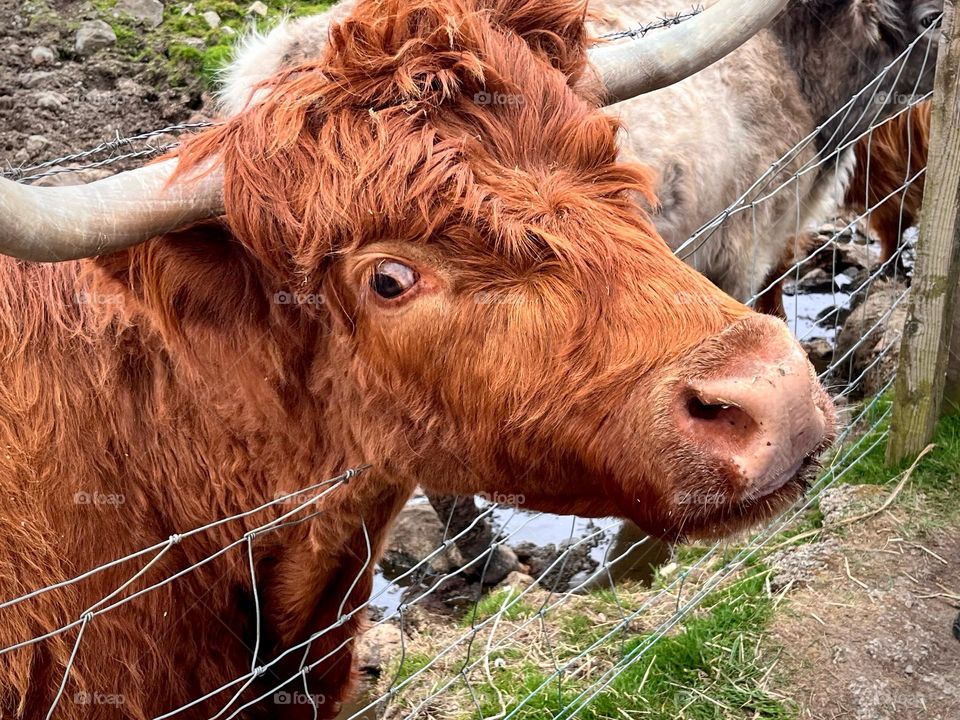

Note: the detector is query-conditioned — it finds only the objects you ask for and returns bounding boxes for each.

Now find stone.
[496,571,535,592]
[114,0,165,28]
[837,241,877,273]
[75,20,117,56]
[802,337,834,376]
[834,280,909,398]
[35,91,68,110]
[202,10,221,29]
[19,71,54,89]
[426,494,520,585]
[177,36,206,51]
[354,624,403,674]
[787,267,834,294]
[767,539,841,589]
[25,135,50,156]
[379,503,464,578]
[247,1,268,16]
[30,46,56,65]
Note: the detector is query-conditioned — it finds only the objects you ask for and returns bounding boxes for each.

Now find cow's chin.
[649,458,819,543]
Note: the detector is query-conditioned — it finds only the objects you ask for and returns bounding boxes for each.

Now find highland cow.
[0,0,833,717]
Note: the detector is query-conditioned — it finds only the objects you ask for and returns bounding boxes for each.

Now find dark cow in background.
[0,0,833,718]
[608,0,941,301]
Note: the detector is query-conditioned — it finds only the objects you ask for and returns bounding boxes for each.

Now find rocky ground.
[0,0,208,173]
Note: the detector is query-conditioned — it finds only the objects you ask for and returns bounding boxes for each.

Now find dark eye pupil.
[371,261,417,299]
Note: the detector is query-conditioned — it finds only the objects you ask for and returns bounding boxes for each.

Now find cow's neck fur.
[0,252,414,718]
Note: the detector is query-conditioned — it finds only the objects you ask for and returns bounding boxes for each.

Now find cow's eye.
[371,260,418,299]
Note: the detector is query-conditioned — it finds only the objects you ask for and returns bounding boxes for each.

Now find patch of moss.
[201,44,234,85]
[85,0,333,90]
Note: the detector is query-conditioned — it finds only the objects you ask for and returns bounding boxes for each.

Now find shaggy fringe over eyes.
[169,0,660,292]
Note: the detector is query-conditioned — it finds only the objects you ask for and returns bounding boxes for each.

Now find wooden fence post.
[887,0,960,465]
[944,281,960,414]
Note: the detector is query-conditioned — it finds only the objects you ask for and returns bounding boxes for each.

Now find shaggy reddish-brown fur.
[845,101,931,262]
[0,0,781,717]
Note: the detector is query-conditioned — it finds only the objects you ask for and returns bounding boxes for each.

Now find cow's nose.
[675,315,832,500]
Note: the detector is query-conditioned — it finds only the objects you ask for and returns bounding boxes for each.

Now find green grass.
[464,571,791,720]
[390,651,435,686]
[460,587,537,627]
[833,403,960,525]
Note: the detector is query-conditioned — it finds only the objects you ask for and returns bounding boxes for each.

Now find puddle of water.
[785,291,849,341]
[369,506,672,617]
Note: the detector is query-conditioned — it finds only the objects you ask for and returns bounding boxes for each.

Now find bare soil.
[0,0,203,171]
[768,486,960,720]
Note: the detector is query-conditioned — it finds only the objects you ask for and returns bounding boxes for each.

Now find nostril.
[686,396,729,422]
[683,394,758,445]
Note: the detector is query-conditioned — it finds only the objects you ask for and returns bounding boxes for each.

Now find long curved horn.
[0,159,224,262]
[589,0,790,104]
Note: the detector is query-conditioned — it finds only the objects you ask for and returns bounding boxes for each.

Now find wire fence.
[0,4,952,720]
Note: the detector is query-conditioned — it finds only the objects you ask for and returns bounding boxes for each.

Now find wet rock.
[355,624,402,675]
[784,267,835,295]
[114,0,164,28]
[427,494,520,585]
[816,303,851,329]
[834,280,908,397]
[30,46,56,65]
[514,539,598,592]
[75,20,117,56]
[202,10,221,29]
[380,504,464,578]
[802,337,833,376]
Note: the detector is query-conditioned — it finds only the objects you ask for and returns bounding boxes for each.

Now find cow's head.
[0,0,833,540]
